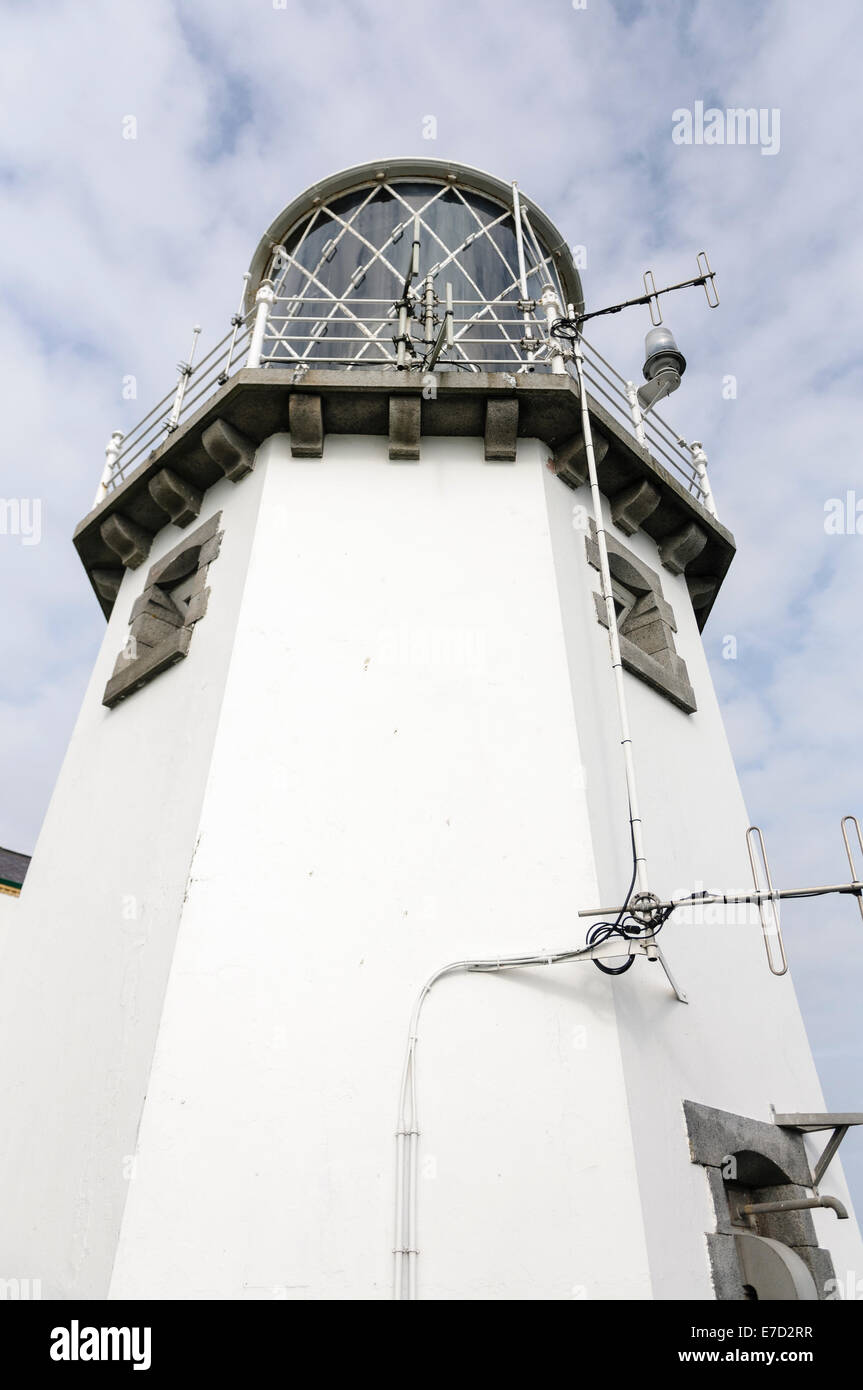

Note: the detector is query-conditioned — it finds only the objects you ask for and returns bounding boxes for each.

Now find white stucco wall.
[544,466,863,1296]
[0,463,268,1298]
[2,420,858,1302]
[109,434,653,1301]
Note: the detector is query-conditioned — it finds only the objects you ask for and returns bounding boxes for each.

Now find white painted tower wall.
[1,431,859,1300]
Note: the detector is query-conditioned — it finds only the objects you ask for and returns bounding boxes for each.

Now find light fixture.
[637,325,687,414]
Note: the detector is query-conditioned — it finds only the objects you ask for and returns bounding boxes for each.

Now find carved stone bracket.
[99,514,153,570]
[484,398,518,462]
[659,521,708,575]
[611,479,661,536]
[148,467,203,528]
[201,418,257,482]
[550,430,609,489]
[388,396,421,461]
[289,394,324,458]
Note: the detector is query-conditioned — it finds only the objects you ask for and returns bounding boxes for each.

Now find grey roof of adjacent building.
[0,846,31,887]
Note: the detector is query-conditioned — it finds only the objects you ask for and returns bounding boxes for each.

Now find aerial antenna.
[842,816,863,922]
[746,825,787,975]
[393,215,421,369]
[424,282,454,371]
[578,816,863,985]
[553,251,719,334]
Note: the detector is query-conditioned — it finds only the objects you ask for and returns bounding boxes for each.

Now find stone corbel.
[388,396,421,461]
[90,567,124,602]
[686,574,719,613]
[289,393,324,458]
[550,430,608,489]
[484,398,518,462]
[99,514,153,570]
[658,521,708,575]
[611,479,661,536]
[148,467,203,527]
[201,418,257,482]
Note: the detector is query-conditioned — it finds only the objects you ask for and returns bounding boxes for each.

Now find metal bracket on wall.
[771,1108,863,1187]
[561,933,688,1004]
[652,946,688,1004]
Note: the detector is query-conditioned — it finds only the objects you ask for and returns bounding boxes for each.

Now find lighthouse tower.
[1,159,860,1302]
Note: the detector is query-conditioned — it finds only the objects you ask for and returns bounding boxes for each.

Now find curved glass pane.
[264,179,566,370]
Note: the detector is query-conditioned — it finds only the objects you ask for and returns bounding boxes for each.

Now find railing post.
[167,325,201,433]
[624,380,647,447]
[94,430,125,507]
[540,285,566,374]
[246,280,275,369]
[690,440,718,516]
[219,272,252,384]
[511,183,535,369]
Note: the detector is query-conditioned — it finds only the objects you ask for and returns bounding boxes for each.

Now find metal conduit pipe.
[741,1195,848,1220]
[571,335,651,907]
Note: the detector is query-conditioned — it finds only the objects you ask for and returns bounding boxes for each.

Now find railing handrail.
[98,293,715,515]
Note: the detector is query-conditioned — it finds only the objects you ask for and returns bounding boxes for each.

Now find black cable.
[550,315,583,342]
[587,805,640,975]
[585,801,678,975]
[587,902,676,975]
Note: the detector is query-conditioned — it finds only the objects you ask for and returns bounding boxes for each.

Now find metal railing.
[95,288,716,516]
[94,312,254,502]
[577,336,715,508]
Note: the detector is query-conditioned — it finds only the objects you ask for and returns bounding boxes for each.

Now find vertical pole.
[246,280,275,369]
[573,336,650,903]
[511,182,535,369]
[625,381,647,447]
[540,286,566,374]
[167,326,201,432]
[690,440,718,517]
[423,275,435,351]
[219,272,252,384]
[94,431,125,507]
[395,217,420,371]
[410,215,420,278]
[396,302,408,370]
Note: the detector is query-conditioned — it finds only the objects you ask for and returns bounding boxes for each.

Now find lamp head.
[637,325,687,414]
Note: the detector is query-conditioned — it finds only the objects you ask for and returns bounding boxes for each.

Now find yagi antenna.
[577,815,863,987]
[643,252,719,325]
[842,816,863,922]
[553,251,719,334]
[746,825,788,976]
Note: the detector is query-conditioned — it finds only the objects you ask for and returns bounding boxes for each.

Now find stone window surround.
[102,512,223,708]
[684,1100,837,1300]
[585,520,697,714]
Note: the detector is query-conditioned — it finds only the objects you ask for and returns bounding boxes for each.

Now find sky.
[2,0,862,1214]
